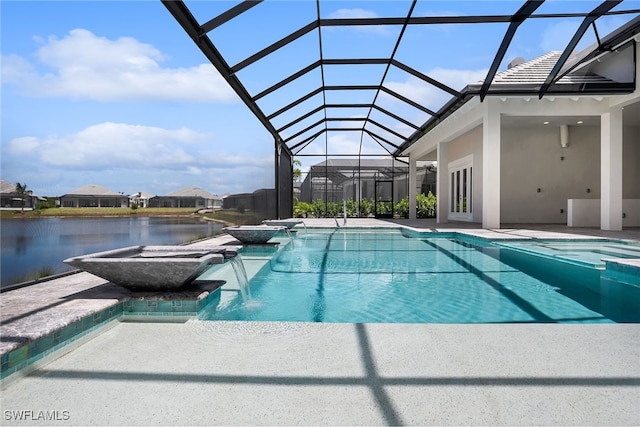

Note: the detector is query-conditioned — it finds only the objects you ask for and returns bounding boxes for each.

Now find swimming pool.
[198,228,639,324]
[493,240,640,268]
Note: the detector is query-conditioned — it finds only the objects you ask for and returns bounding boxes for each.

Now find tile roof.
[64,185,124,196]
[0,180,17,194]
[484,51,615,87]
[164,187,217,198]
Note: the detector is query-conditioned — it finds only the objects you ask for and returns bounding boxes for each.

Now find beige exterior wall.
[500,124,600,223]
[444,125,483,222]
[447,118,640,223]
[438,118,638,225]
[500,121,638,224]
[422,99,640,224]
[623,123,640,198]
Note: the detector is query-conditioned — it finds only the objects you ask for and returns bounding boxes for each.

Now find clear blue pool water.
[198,229,640,324]
[493,240,640,268]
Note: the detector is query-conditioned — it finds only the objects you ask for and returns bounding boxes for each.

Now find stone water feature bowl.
[223,225,286,244]
[64,245,236,291]
[262,219,304,229]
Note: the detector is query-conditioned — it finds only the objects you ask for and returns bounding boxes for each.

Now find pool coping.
[1,222,639,386]
[0,235,241,383]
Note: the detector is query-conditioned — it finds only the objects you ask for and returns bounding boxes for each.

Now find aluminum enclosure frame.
[162,0,640,218]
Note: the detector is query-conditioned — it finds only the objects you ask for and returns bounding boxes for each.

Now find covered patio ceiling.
[163,0,640,161]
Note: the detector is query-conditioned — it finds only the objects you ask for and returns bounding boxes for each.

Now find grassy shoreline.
[1,207,202,218]
[1,207,263,225]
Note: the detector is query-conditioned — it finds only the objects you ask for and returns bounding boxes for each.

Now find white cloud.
[186,166,203,176]
[1,29,237,102]
[6,136,40,155]
[3,122,274,195]
[5,122,258,170]
[326,133,390,155]
[328,8,379,19]
[1,54,38,84]
[327,133,362,155]
[383,67,487,111]
[326,8,391,35]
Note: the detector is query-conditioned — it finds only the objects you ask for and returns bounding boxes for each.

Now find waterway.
[0,217,225,287]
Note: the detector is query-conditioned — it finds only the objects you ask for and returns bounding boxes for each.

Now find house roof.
[0,180,17,194]
[130,191,155,199]
[63,185,124,197]
[0,180,44,199]
[164,187,218,199]
[485,51,615,87]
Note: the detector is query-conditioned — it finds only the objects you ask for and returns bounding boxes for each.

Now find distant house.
[148,187,222,209]
[222,188,277,218]
[59,185,129,208]
[129,191,155,208]
[0,180,44,209]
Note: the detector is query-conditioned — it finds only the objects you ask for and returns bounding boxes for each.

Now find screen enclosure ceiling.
[163,0,640,160]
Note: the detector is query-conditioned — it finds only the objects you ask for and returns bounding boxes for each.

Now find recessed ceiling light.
[577,120,583,124]
[543,121,549,125]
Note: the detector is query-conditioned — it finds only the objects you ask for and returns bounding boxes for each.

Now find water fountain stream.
[284,228,294,247]
[227,256,251,300]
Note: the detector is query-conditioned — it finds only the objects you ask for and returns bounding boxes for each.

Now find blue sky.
[1,1,635,197]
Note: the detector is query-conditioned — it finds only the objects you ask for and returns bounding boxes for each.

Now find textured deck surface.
[2,321,639,425]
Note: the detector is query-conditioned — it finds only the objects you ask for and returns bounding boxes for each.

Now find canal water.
[1,217,225,287]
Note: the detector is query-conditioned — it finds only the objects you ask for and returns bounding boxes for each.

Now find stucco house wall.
[442,118,638,225]
[623,123,640,198]
[500,124,601,223]
[498,121,638,224]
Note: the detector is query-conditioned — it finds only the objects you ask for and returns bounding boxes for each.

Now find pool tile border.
[603,259,640,286]
[0,281,224,384]
[1,304,123,382]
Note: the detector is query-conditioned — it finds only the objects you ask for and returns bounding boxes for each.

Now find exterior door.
[374,180,393,218]
[449,155,473,221]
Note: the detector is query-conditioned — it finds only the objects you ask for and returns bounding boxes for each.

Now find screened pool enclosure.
[163,1,640,220]
[298,158,436,218]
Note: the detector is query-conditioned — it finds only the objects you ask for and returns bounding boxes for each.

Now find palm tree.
[14,182,32,214]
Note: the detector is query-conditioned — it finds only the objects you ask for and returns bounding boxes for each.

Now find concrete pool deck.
[1,219,639,425]
[2,321,639,426]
